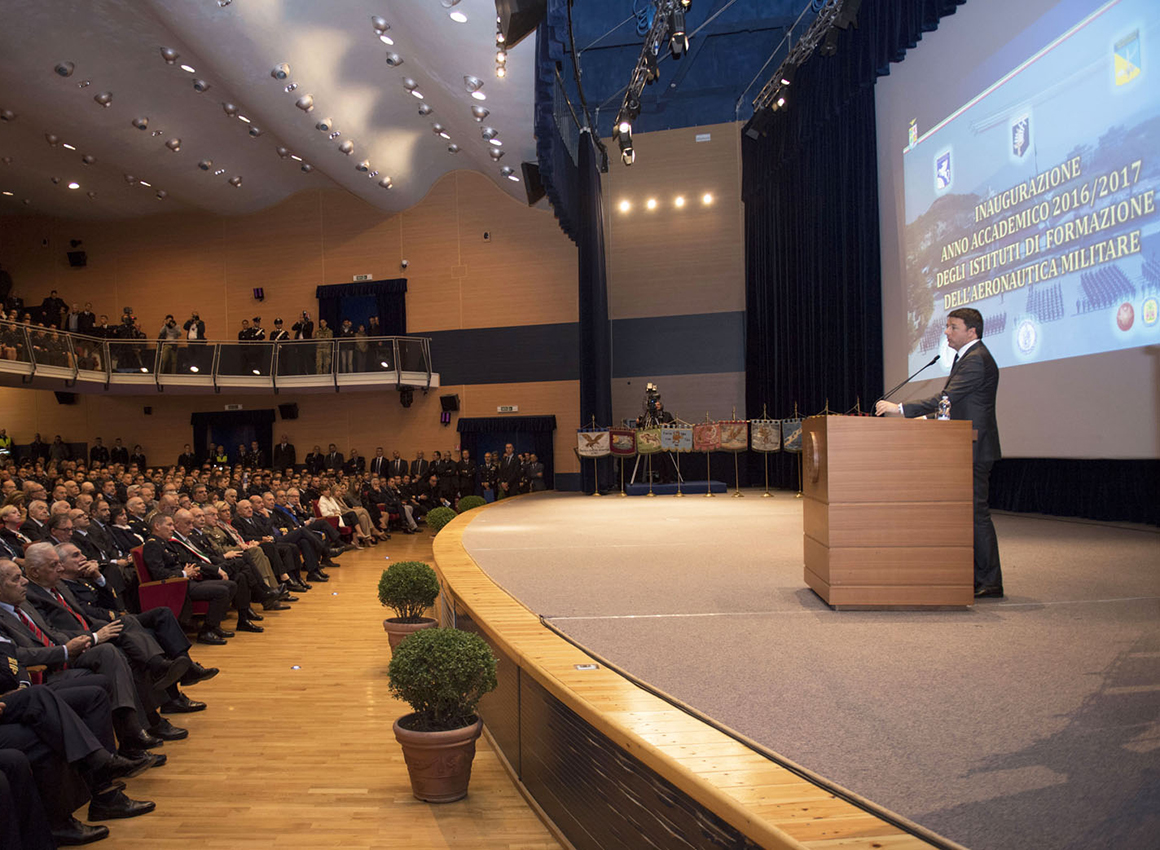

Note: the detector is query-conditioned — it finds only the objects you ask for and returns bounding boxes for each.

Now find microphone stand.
[877,354,941,405]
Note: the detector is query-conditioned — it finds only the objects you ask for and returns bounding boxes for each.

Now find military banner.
[782,418,803,453]
[750,419,782,452]
[692,423,721,452]
[576,429,610,458]
[609,428,637,457]
[660,424,694,452]
[718,420,748,452]
[635,428,663,455]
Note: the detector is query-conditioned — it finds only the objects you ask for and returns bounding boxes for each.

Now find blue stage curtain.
[315,279,408,335]
[533,4,581,243]
[457,416,557,490]
[743,0,966,489]
[991,459,1160,526]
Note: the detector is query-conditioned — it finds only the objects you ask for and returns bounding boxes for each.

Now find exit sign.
[352,273,373,282]
[497,405,519,413]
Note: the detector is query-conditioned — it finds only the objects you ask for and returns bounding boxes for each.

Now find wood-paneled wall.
[0,380,581,474]
[603,122,745,320]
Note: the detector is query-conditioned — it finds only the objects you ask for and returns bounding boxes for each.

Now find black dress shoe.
[306,570,329,583]
[284,594,299,603]
[116,750,166,769]
[148,717,189,741]
[88,788,156,820]
[52,816,110,845]
[974,585,1005,598]
[89,752,153,789]
[235,618,265,633]
[322,559,340,569]
[179,662,219,686]
[119,729,162,750]
[262,599,291,611]
[147,655,191,690]
[196,630,227,645]
[160,694,207,713]
[329,547,346,558]
[213,626,235,638]
[241,607,264,621]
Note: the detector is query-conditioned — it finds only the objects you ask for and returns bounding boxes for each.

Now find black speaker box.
[54,391,77,405]
[278,402,299,420]
[521,161,546,206]
[66,250,87,268]
[439,394,460,412]
[497,0,546,48]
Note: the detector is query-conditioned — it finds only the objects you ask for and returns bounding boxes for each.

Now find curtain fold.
[533,3,581,243]
[743,0,966,489]
[315,279,407,335]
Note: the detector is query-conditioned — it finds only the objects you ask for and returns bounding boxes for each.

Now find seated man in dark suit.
[236,498,328,584]
[140,514,236,646]
[2,636,157,837]
[20,500,50,542]
[271,490,345,556]
[0,559,162,756]
[169,510,264,635]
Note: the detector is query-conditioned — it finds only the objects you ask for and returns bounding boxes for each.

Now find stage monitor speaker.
[278,402,299,420]
[496,0,545,48]
[521,161,546,206]
[66,250,87,268]
[440,393,460,412]
[54,391,76,405]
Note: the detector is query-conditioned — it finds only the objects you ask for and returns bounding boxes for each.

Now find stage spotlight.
[780,65,796,87]
[614,117,634,167]
[669,9,687,58]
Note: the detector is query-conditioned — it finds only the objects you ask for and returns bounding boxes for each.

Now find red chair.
[313,500,353,544]
[131,545,207,621]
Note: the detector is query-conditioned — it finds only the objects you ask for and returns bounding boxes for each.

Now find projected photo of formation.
[902,0,1160,374]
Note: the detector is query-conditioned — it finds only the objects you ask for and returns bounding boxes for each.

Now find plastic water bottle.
[937,393,951,420]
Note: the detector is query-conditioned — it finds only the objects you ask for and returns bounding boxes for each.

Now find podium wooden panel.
[801,416,973,607]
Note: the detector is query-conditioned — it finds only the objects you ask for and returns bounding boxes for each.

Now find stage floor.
[462,491,1160,850]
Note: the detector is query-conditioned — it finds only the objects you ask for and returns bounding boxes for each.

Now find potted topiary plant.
[378,560,440,650]
[388,627,498,803]
[456,495,486,512]
[425,505,457,535]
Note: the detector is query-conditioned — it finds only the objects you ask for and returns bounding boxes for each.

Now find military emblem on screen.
[1142,297,1158,327]
[1114,30,1141,86]
[935,151,952,191]
[1012,115,1030,158]
[1016,318,1038,355]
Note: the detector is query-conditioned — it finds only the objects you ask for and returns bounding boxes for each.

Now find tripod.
[629,410,684,485]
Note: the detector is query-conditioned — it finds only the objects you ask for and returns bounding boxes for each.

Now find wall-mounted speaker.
[278,402,299,420]
[497,0,546,48]
[521,161,546,206]
[66,251,87,268]
[54,391,77,405]
[144,406,153,416]
[439,394,460,412]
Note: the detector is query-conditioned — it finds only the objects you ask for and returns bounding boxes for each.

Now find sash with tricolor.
[609,428,637,457]
[750,419,781,452]
[782,418,803,453]
[660,424,694,452]
[717,420,748,453]
[576,428,610,458]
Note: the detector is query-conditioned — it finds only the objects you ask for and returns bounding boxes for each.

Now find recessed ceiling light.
[646,198,658,210]
[449,11,468,23]
[2,191,14,196]
[507,174,520,182]
[471,91,486,101]
[702,193,713,205]
[379,34,394,45]
[489,139,502,146]
[237,115,251,123]
[618,200,630,212]
[674,196,685,207]
[139,181,151,187]
[290,154,302,162]
[180,64,196,73]
[67,181,79,189]
[411,90,424,99]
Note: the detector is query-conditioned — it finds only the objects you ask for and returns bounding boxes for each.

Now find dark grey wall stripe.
[418,311,744,386]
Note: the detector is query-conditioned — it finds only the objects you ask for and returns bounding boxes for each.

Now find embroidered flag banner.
[782,419,803,453]
[750,419,782,452]
[636,428,663,455]
[576,429,610,458]
[609,428,637,457]
[718,421,748,453]
[660,424,694,452]
[693,423,721,452]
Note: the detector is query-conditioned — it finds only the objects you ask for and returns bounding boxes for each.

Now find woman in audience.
[317,483,374,548]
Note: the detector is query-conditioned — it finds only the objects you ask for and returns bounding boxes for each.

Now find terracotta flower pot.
[392,715,483,803]
[382,616,436,651]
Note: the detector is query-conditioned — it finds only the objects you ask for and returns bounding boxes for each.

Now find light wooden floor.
[100,531,560,849]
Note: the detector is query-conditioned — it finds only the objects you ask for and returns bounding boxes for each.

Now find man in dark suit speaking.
[876,307,1003,598]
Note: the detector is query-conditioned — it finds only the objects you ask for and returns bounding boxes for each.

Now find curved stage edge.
[432,496,956,850]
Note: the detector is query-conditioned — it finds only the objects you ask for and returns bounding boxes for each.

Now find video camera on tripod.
[637,382,673,428]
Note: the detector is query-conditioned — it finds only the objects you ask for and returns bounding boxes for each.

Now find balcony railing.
[0,322,436,393]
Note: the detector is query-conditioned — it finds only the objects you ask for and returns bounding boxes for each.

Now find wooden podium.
[801,416,974,607]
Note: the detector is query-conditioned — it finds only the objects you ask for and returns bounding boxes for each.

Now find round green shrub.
[377,561,440,622]
[388,627,498,731]
[425,506,457,535]
[456,495,486,513]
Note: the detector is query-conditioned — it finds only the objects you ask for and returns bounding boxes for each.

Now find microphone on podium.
[876,354,941,413]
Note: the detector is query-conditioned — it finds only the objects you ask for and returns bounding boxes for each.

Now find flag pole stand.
[795,452,803,499]
[591,457,602,496]
[675,452,684,497]
[645,455,656,496]
[732,453,744,497]
[762,452,772,497]
[619,457,627,497]
[704,451,715,497]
